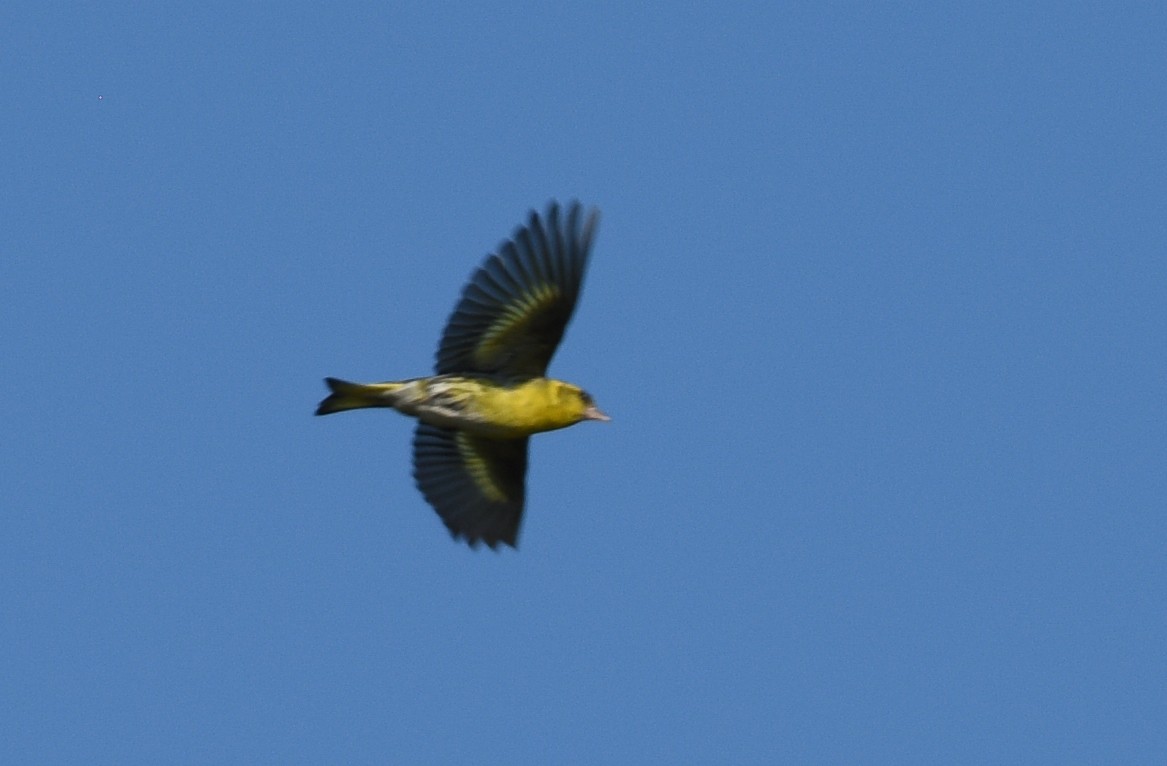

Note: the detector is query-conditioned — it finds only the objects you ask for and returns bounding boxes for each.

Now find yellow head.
[551,381,610,425]
[503,378,609,434]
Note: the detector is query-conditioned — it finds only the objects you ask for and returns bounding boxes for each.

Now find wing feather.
[412,423,529,549]
[435,201,600,378]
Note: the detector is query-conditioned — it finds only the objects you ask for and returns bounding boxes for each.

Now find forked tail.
[315,377,403,416]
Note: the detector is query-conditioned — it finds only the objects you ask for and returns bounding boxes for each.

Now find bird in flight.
[316,201,607,549]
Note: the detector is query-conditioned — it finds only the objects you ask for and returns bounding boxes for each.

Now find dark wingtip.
[448,528,518,551]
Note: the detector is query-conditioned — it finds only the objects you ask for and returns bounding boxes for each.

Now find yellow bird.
[316,201,608,548]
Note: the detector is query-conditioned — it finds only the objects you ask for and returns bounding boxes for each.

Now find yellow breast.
[477,378,586,437]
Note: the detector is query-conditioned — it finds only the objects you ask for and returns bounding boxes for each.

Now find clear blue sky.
[3,3,1164,763]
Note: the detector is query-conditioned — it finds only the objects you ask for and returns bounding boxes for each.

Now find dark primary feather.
[435,200,600,379]
[412,423,529,548]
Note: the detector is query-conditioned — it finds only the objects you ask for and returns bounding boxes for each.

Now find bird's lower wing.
[412,424,529,549]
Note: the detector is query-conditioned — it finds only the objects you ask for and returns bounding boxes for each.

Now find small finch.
[316,201,606,548]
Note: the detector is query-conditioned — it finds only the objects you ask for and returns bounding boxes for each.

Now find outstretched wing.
[435,201,600,378]
[412,423,529,549]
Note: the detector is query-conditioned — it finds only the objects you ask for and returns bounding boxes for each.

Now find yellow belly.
[415,377,582,437]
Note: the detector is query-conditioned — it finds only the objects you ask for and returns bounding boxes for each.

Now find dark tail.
[316,377,382,416]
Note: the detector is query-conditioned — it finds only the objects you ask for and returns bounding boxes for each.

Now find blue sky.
[3,3,1165,763]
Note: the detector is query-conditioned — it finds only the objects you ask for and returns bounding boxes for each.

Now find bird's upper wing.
[412,423,529,548]
[435,201,600,378]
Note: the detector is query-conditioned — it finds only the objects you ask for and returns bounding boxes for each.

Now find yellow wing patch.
[455,432,513,503]
[472,284,561,371]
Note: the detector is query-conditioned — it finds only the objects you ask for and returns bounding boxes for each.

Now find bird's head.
[554,382,610,424]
